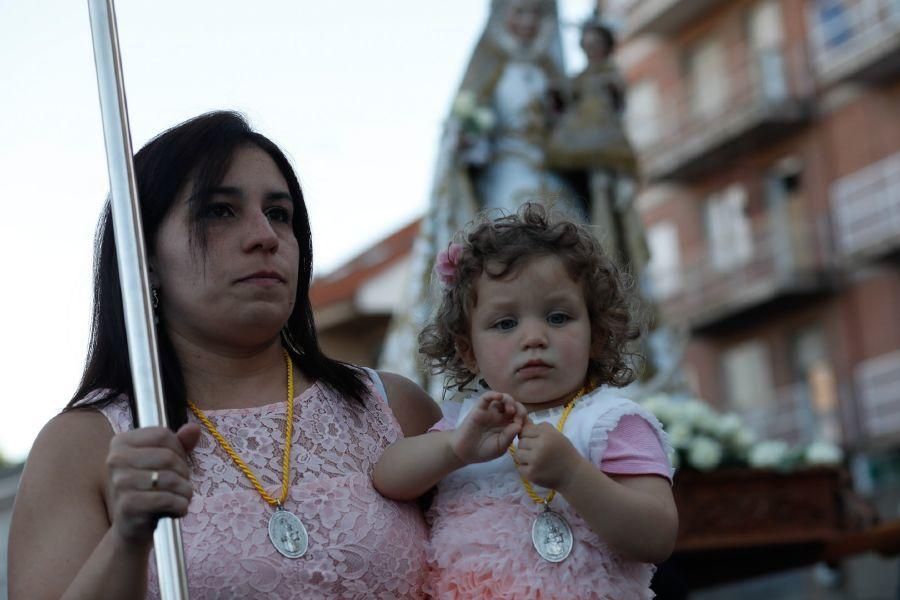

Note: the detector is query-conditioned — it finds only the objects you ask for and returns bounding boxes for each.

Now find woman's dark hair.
[67,111,368,429]
[419,202,644,392]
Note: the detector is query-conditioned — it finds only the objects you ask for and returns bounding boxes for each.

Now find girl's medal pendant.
[531,503,573,562]
[268,505,309,558]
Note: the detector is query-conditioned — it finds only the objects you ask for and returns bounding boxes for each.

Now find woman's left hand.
[513,418,585,490]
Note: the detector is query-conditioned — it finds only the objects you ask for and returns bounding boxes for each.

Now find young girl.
[373,203,677,599]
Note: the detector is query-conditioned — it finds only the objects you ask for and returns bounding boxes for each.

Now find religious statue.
[547,11,647,278]
[381,3,685,397]
[379,0,580,391]
[546,11,686,395]
[456,0,583,216]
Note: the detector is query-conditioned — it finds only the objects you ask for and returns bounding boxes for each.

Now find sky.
[0,0,597,463]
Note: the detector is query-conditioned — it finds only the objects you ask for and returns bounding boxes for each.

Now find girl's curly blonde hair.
[419,202,645,392]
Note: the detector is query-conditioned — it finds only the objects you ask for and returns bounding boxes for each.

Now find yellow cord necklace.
[508,386,588,563]
[187,348,308,558]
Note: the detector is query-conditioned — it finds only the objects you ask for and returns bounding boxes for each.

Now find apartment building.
[616,0,899,461]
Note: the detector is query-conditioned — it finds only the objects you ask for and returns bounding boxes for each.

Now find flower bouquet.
[641,395,850,550]
[451,91,496,166]
[640,394,843,472]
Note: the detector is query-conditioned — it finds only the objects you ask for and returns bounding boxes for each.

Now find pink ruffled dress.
[428,387,673,599]
[90,371,429,599]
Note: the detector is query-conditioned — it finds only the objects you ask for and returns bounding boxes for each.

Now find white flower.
[452,91,477,117]
[642,395,672,424]
[749,440,789,468]
[731,427,757,452]
[473,107,496,131]
[695,410,721,435]
[681,400,713,428]
[716,413,742,438]
[688,436,723,471]
[668,422,693,449]
[805,441,843,465]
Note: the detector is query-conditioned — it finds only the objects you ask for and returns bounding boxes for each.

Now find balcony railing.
[857,350,900,440]
[650,212,832,329]
[831,151,900,260]
[622,0,729,38]
[635,45,812,181]
[810,0,900,84]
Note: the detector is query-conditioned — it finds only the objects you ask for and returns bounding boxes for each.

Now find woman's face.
[151,145,300,351]
[505,0,543,45]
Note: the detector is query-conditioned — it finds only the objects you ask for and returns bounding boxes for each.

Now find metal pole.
[86,1,190,598]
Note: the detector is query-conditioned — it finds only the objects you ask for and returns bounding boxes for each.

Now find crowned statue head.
[504,0,547,45]
[488,0,562,61]
[580,10,617,65]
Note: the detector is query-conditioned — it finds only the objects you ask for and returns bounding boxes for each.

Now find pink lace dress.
[427,388,673,599]
[93,374,429,599]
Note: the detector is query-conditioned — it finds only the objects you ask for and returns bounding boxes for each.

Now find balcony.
[857,350,900,441]
[622,0,729,38]
[831,151,900,261]
[637,46,812,182]
[649,213,833,331]
[810,0,900,85]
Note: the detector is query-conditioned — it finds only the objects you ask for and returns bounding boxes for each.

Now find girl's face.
[151,145,300,351]
[462,255,592,411]
[505,0,543,45]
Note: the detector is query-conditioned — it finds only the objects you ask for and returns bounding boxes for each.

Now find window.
[750,1,784,49]
[789,326,841,442]
[765,159,809,272]
[749,1,788,100]
[646,222,681,298]
[722,340,776,414]
[705,185,753,271]
[625,81,660,148]
[688,38,729,119]
[815,0,854,49]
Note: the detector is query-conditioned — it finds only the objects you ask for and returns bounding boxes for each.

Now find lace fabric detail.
[426,388,666,598]
[428,494,655,600]
[93,379,428,599]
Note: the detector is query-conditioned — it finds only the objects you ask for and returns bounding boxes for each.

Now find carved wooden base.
[673,467,846,551]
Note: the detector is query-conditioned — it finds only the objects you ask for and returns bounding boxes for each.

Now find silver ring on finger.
[150,470,160,490]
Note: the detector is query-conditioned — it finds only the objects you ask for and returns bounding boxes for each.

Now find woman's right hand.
[105,423,201,546]
[450,392,526,465]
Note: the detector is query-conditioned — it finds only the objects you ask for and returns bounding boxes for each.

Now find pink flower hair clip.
[434,243,464,289]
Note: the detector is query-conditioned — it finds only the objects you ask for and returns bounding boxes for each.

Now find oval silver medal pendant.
[531,506,573,562]
[268,508,308,558]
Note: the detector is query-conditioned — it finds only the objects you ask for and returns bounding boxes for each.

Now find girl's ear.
[455,336,477,372]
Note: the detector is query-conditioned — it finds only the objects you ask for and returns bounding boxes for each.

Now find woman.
[8,111,439,598]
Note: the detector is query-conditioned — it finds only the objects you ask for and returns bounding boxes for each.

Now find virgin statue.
[381,3,684,397]
[460,0,582,216]
[379,0,580,391]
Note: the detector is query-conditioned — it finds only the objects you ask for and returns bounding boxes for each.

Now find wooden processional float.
[86,0,190,597]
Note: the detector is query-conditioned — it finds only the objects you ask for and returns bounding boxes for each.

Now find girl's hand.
[106,423,201,546]
[450,392,526,465]
[514,417,585,490]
